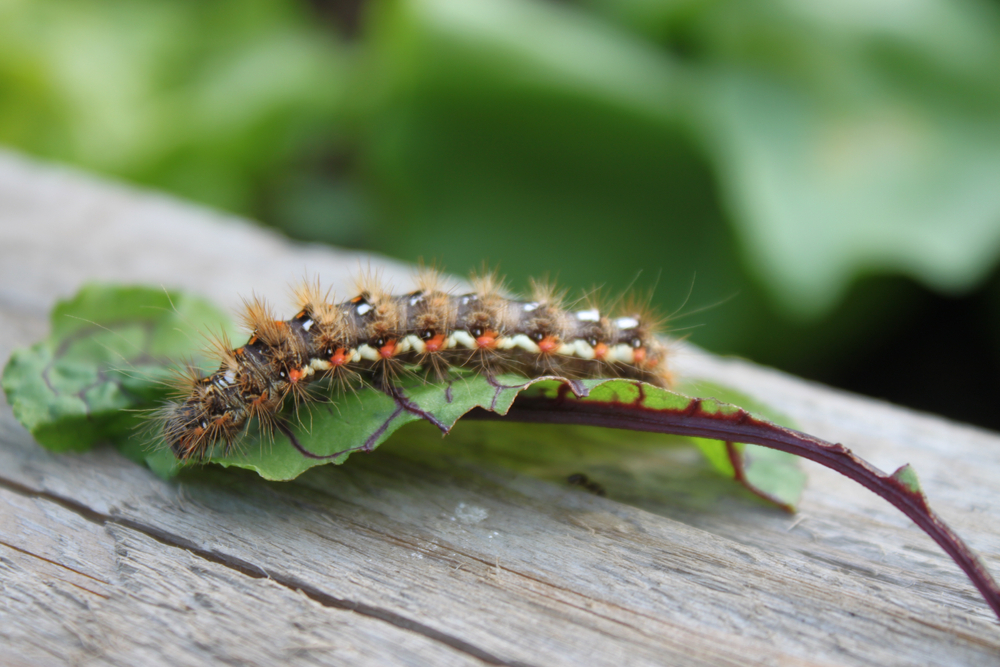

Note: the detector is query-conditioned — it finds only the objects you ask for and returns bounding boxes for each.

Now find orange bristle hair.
[156,267,673,461]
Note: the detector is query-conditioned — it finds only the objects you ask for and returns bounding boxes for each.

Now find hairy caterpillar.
[158,268,671,461]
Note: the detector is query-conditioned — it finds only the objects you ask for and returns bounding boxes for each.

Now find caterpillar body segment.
[159,271,672,461]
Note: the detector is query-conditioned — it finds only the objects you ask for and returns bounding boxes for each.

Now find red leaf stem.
[469,391,1000,622]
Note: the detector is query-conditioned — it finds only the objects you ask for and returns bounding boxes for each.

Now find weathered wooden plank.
[1,150,999,665]
[0,485,487,667]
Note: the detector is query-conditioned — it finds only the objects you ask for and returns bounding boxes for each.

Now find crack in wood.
[0,536,112,587]
[0,475,533,667]
[300,508,731,650]
[0,538,112,599]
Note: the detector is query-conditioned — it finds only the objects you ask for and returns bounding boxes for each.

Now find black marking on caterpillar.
[155,268,672,461]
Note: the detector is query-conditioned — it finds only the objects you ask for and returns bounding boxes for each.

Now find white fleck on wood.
[1,150,999,666]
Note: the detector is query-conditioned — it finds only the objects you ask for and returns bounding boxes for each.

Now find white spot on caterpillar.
[358,344,380,361]
[356,303,372,316]
[301,318,314,332]
[575,309,601,322]
[395,337,411,354]
[349,349,361,363]
[510,334,540,354]
[609,344,635,364]
[224,370,236,384]
[408,295,423,306]
[310,358,331,371]
[522,302,539,312]
[572,339,596,360]
[403,334,425,354]
[615,316,639,330]
[449,330,476,349]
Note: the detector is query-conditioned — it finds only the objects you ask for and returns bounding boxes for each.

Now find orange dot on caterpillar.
[155,268,671,462]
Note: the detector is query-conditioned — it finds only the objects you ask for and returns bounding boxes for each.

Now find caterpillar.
[157,268,672,461]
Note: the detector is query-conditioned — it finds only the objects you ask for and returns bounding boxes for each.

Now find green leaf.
[2,284,236,452]
[702,69,1000,317]
[203,371,536,481]
[676,379,804,509]
[206,373,805,510]
[4,284,804,509]
[500,376,805,510]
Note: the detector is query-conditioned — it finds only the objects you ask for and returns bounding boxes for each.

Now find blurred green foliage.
[0,0,346,216]
[3,0,1000,424]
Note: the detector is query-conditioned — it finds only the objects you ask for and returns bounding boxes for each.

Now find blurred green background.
[3,0,1000,428]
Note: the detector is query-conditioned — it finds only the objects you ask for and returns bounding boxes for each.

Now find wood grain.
[2,150,999,666]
